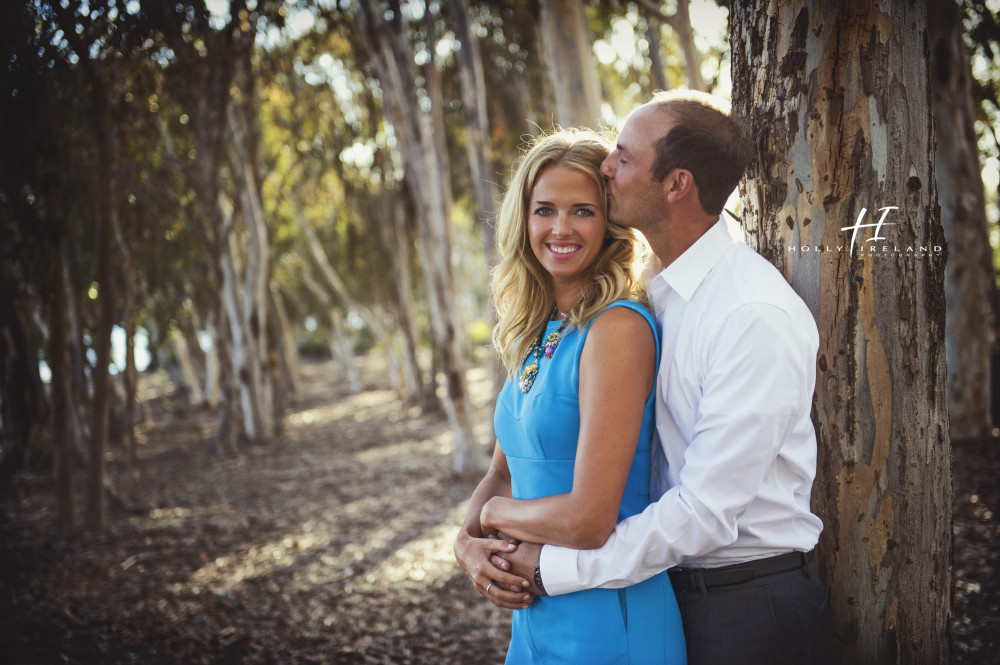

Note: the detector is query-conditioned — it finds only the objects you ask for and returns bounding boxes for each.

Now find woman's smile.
[547,242,582,255]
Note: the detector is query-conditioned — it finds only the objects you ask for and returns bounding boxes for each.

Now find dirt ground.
[1,355,997,664]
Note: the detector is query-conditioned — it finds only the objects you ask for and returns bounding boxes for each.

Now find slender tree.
[637,0,706,91]
[930,0,995,443]
[52,0,121,529]
[731,3,951,663]
[537,0,603,128]
[358,0,484,473]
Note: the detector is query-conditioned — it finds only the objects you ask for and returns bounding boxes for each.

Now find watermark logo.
[786,206,942,257]
[841,206,895,256]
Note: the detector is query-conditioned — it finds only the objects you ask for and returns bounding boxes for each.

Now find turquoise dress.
[495,300,686,665]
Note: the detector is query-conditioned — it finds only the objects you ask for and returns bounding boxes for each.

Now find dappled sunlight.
[358,505,467,588]
[4,356,509,662]
[286,388,404,429]
[354,431,454,465]
[181,474,456,595]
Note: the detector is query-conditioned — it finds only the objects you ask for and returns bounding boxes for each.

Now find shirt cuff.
[538,544,584,596]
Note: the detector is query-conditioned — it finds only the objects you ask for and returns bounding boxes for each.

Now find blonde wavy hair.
[492,129,650,375]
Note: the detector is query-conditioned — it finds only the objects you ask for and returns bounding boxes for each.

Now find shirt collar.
[651,218,735,302]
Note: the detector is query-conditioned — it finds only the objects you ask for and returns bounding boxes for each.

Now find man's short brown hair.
[646,90,752,216]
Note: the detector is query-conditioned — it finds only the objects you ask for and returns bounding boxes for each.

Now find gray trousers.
[671,560,832,665]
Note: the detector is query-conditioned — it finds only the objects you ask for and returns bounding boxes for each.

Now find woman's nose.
[551,211,569,236]
[552,211,567,236]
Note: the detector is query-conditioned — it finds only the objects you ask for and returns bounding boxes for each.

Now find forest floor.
[1,354,998,664]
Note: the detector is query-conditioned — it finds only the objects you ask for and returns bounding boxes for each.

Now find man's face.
[599,105,673,233]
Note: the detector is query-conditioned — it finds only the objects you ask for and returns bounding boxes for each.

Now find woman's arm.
[480,307,656,550]
[454,443,534,609]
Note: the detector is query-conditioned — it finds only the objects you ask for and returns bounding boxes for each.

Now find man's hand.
[454,530,534,610]
[491,540,544,596]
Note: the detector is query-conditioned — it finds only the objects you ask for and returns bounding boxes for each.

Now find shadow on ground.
[1,355,997,663]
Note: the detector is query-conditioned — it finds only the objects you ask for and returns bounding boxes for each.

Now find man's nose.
[600,154,615,177]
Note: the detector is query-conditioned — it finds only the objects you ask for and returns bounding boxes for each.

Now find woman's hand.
[454,530,534,610]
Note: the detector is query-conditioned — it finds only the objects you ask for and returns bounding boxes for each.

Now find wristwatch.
[534,559,547,595]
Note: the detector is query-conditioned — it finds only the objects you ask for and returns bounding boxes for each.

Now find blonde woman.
[454,130,686,664]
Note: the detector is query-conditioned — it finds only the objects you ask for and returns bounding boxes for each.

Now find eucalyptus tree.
[930,0,996,443]
[536,0,603,128]
[141,0,289,444]
[356,0,485,472]
[258,17,427,402]
[0,1,65,478]
[732,2,951,661]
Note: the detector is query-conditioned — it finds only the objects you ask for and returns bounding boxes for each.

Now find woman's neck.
[553,286,583,319]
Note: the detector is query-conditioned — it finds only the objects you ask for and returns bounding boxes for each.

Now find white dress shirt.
[540,219,824,594]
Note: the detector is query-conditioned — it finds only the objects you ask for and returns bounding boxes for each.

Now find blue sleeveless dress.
[494,300,686,665]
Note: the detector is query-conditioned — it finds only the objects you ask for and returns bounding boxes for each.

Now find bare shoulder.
[584,306,655,357]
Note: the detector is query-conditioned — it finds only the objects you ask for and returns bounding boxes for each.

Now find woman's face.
[527,165,607,296]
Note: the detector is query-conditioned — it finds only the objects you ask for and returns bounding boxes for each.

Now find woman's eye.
[532,206,552,216]
[575,208,595,217]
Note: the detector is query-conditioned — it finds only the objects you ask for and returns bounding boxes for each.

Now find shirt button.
[654,465,660,472]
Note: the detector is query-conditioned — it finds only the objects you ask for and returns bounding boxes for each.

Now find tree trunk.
[359,0,484,473]
[266,292,284,436]
[449,0,499,264]
[537,0,603,128]
[731,3,951,663]
[210,290,237,456]
[270,286,300,402]
[645,16,669,93]
[227,87,274,439]
[0,273,48,474]
[221,223,262,440]
[331,308,361,395]
[123,292,139,501]
[179,308,208,389]
[87,85,115,531]
[638,0,705,91]
[203,305,221,408]
[929,0,995,443]
[49,241,74,539]
[112,208,140,501]
[62,243,90,456]
[669,0,705,91]
[449,0,504,439]
[171,323,205,406]
[377,194,424,403]
[300,268,362,394]
[293,208,393,345]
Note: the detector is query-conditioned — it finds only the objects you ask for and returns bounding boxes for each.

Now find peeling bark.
[732,2,951,662]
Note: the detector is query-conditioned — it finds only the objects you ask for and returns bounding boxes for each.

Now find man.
[456,90,832,664]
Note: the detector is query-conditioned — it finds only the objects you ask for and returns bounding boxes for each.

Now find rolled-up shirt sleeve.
[540,301,816,594]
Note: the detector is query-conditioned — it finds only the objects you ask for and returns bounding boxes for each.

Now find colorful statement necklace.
[518,308,570,394]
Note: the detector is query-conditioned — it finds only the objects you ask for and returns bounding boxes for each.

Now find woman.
[454,130,686,664]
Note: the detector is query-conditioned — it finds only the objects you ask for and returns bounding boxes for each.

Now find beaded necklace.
[518,307,570,394]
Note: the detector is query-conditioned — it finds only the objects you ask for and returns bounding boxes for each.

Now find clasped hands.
[454,497,545,610]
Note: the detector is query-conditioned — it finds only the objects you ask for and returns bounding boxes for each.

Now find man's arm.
[538,303,817,595]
